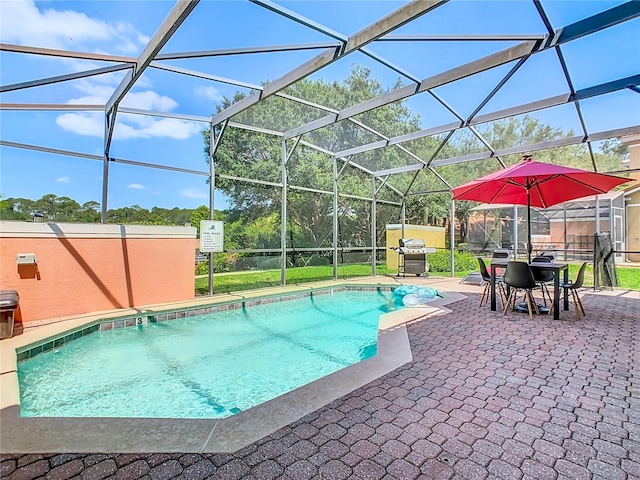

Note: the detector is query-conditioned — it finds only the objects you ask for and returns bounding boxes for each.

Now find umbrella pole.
[527,188,532,263]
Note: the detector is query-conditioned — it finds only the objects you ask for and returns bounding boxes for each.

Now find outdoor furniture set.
[453,154,627,321]
[481,253,588,320]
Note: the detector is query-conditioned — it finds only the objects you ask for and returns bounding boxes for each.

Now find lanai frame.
[2,0,639,291]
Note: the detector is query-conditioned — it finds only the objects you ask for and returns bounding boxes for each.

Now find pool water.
[18,289,400,418]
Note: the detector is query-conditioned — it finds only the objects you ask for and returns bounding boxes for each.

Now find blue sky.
[0,0,638,211]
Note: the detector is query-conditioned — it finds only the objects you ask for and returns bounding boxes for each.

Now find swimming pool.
[18,287,400,419]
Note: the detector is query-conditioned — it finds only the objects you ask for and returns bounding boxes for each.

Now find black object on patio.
[557,262,589,320]
[530,255,554,307]
[478,257,506,308]
[503,261,539,320]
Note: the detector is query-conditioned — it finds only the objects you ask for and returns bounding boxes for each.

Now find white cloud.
[68,83,178,112]
[127,183,145,190]
[56,176,71,183]
[56,110,202,140]
[0,0,149,53]
[68,81,117,103]
[57,80,202,140]
[135,118,201,140]
[56,112,103,136]
[122,91,179,112]
[195,86,222,102]
[180,188,208,199]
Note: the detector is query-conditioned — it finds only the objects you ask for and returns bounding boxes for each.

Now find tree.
[78,201,101,223]
[151,206,193,226]
[208,69,626,249]
[205,66,420,251]
[0,197,35,220]
[189,205,226,236]
[209,68,613,249]
[54,196,82,222]
[34,194,59,220]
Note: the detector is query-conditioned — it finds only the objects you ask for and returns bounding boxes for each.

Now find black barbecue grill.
[392,238,435,277]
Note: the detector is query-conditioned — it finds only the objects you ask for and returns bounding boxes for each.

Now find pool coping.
[0,280,466,453]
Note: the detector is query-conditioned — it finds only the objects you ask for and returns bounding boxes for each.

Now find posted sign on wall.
[199,220,224,253]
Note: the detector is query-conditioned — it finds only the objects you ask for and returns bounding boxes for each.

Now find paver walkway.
[2,288,638,479]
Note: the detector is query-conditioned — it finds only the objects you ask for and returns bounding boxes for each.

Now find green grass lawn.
[196,263,639,295]
[195,264,396,295]
[614,266,640,290]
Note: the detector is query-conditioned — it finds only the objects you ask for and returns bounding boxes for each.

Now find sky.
[0,0,638,212]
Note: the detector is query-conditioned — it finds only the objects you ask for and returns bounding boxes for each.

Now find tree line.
[0,194,205,226]
[207,66,628,251]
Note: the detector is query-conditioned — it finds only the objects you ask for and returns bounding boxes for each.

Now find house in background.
[622,134,640,262]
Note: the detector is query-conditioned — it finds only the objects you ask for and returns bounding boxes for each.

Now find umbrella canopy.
[451,156,631,260]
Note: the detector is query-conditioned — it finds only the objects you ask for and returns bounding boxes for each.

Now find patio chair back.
[536,251,557,262]
[530,256,554,283]
[504,261,536,290]
[560,262,589,320]
[478,257,490,282]
[572,262,588,289]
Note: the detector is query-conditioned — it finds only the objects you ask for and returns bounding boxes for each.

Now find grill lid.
[394,238,434,254]
[0,290,19,309]
[399,238,425,249]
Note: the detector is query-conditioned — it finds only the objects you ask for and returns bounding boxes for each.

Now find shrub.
[256,255,280,270]
[195,253,238,274]
[308,255,331,266]
[428,249,477,273]
[195,261,208,275]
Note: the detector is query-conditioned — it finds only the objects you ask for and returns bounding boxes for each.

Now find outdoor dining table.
[490,259,569,320]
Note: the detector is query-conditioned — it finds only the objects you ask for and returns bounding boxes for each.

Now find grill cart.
[0,290,19,339]
[392,238,436,277]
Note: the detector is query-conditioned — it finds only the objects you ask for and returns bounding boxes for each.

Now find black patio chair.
[530,256,554,307]
[490,248,512,277]
[503,261,539,320]
[478,257,506,308]
[491,249,512,260]
[554,262,588,320]
[537,251,557,262]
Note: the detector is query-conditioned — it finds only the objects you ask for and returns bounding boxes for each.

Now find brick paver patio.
[2,287,638,479]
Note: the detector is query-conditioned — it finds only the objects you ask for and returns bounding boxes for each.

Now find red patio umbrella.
[451,155,631,261]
